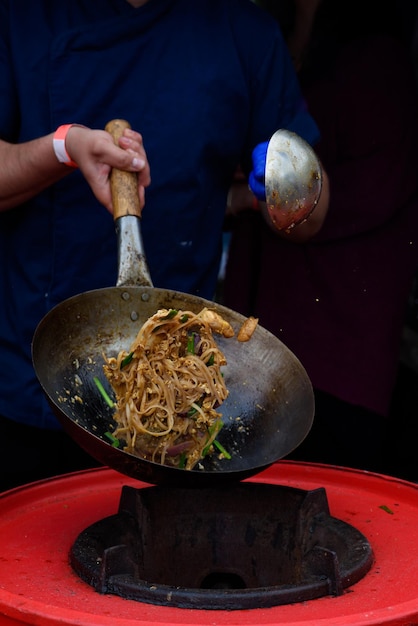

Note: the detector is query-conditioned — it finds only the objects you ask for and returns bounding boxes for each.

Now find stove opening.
[201,572,246,590]
[70,483,373,610]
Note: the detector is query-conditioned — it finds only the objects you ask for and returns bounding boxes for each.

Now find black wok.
[32,120,314,487]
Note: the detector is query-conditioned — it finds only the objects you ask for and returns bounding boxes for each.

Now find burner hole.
[200,572,246,590]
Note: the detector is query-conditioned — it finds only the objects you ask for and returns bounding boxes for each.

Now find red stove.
[1,460,418,626]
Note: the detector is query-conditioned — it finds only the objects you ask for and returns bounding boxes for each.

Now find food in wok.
[98,307,258,470]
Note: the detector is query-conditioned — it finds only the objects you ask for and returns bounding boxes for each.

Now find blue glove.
[248,141,268,201]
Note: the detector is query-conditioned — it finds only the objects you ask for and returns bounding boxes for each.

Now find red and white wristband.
[52,124,79,168]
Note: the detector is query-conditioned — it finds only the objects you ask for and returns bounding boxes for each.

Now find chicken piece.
[199,308,235,338]
[237,316,259,342]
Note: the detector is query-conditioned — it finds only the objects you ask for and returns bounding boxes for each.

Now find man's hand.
[66,125,151,213]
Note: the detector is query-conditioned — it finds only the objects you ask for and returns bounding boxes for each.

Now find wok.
[32,120,314,487]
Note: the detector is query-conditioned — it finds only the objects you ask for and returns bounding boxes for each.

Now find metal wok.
[32,120,314,487]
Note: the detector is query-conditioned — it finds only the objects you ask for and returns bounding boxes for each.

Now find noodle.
[103,307,235,470]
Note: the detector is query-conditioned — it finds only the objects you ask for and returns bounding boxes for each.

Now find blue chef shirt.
[0,0,319,429]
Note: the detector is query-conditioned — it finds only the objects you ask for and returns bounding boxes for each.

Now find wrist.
[52,124,81,168]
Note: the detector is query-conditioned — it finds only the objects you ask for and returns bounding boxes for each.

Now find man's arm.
[0,125,151,213]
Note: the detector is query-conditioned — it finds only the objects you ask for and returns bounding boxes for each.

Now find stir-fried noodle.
[103,307,239,470]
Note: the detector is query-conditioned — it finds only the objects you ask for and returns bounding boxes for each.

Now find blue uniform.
[0,0,319,429]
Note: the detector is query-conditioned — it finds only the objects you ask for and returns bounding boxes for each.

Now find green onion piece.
[161,309,178,320]
[120,351,134,369]
[213,439,231,459]
[104,431,120,447]
[379,504,394,515]
[187,406,198,417]
[93,376,115,408]
[178,452,187,469]
[209,420,223,436]
[202,420,225,457]
[180,314,189,323]
[207,353,215,366]
[187,332,196,354]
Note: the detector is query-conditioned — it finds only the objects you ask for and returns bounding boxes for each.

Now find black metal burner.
[70,483,373,610]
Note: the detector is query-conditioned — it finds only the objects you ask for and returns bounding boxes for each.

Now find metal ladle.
[265,129,322,231]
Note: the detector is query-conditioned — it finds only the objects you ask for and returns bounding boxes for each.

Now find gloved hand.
[248,141,268,201]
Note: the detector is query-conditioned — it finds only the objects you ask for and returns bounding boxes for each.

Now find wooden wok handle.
[105,119,142,220]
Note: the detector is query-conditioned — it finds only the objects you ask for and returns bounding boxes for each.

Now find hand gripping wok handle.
[105,119,153,287]
[105,118,142,220]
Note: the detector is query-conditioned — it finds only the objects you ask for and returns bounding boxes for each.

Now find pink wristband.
[53,124,78,168]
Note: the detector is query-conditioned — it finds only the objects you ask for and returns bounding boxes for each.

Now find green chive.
[187,332,195,354]
[161,309,178,320]
[120,351,134,369]
[93,376,115,408]
[179,452,187,469]
[104,431,120,447]
[379,504,394,515]
[213,439,231,459]
[180,314,189,323]
[202,420,225,457]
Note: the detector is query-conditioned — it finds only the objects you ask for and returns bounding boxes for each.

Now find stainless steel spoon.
[265,129,322,231]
